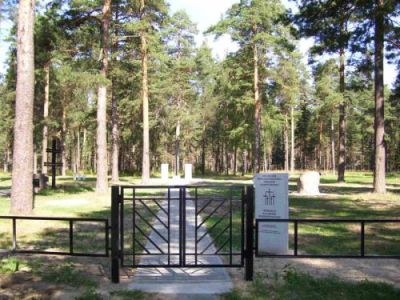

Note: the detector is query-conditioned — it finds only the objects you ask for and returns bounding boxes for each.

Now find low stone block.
[297,171,320,195]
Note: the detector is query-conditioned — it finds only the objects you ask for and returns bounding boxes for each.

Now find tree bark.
[233,146,237,176]
[3,147,10,172]
[253,39,261,174]
[290,106,295,172]
[175,120,180,176]
[76,129,81,171]
[111,80,119,182]
[111,7,119,183]
[373,0,386,193]
[338,21,346,182]
[33,150,37,174]
[331,118,336,175]
[82,128,87,170]
[41,61,50,174]
[140,0,150,182]
[11,0,35,215]
[96,0,111,193]
[61,105,67,176]
[201,137,205,176]
[284,112,289,171]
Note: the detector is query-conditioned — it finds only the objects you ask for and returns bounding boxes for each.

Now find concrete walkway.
[128,189,233,296]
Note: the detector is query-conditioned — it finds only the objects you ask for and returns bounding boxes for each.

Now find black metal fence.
[110,184,249,279]
[255,218,400,259]
[0,216,109,257]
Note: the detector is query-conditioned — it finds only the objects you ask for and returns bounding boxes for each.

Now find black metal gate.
[111,185,253,282]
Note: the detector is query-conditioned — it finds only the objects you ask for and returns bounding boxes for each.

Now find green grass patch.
[75,288,103,300]
[0,257,28,274]
[222,270,400,300]
[40,262,97,288]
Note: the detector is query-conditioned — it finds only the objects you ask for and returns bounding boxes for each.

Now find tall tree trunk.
[41,61,50,175]
[373,0,386,193]
[111,6,119,183]
[338,21,346,182]
[61,105,67,176]
[233,145,237,176]
[284,112,289,171]
[111,80,119,182]
[140,0,150,182]
[82,128,87,170]
[76,129,81,171]
[253,33,261,173]
[242,149,247,176]
[175,120,180,176]
[11,0,35,215]
[33,150,37,174]
[225,142,229,176]
[96,0,111,193]
[3,147,10,172]
[201,137,206,176]
[290,106,295,172]
[331,118,336,175]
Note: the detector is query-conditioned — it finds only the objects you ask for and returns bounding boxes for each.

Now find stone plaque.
[254,173,289,254]
[161,164,169,181]
[184,164,192,181]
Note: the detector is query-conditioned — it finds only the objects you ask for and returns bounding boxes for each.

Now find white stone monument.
[184,164,192,181]
[254,173,289,254]
[161,164,169,181]
[297,171,320,195]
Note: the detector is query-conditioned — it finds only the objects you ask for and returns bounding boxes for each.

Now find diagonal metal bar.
[197,200,213,215]
[152,198,168,215]
[200,225,230,254]
[138,199,168,229]
[135,210,168,243]
[197,211,230,244]
[215,238,230,255]
[134,238,151,254]
[134,225,165,254]
[197,200,226,230]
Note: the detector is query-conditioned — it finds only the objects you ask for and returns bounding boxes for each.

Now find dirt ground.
[228,257,400,292]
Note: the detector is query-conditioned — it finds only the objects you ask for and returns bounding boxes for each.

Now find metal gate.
[111,185,252,282]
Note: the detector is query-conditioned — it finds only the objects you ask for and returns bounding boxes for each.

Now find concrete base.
[128,280,232,295]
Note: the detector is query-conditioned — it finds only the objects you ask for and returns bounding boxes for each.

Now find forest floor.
[0,171,400,299]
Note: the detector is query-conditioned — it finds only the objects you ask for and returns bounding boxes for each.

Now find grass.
[40,261,97,287]
[0,257,28,273]
[222,270,400,300]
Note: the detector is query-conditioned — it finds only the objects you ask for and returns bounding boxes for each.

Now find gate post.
[245,185,254,281]
[111,186,120,283]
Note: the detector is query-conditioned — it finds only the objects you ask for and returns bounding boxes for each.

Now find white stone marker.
[184,164,192,181]
[161,164,169,181]
[254,173,289,254]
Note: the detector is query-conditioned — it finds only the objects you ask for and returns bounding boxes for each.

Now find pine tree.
[11,0,35,214]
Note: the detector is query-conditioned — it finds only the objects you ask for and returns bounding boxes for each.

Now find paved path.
[128,189,233,295]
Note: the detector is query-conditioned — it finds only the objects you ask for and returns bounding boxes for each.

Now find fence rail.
[255,218,400,259]
[0,216,109,257]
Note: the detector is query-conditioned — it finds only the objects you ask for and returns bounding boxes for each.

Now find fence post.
[111,185,120,283]
[245,185,254,281]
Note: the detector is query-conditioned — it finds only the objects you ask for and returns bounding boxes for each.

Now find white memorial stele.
[161,164,169,181]
[184,164,192,181]
[254,173,289,254]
